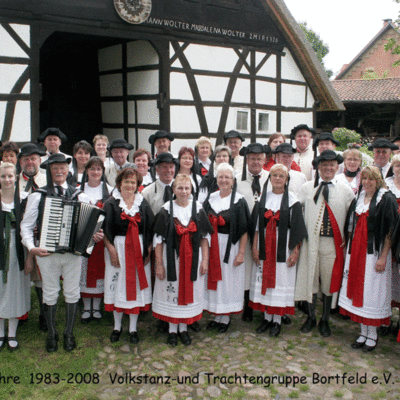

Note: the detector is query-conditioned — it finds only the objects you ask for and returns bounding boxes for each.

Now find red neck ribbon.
[346,211,369,307]
[120,212,148,301]
[176,221,197,305]
[326,202,345,293]
[262,210,280,294]
[207,215,225,290]
[201,167,208,176]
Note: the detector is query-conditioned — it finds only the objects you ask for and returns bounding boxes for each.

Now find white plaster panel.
[128,101,136,124]
[9,24,30,49]
[280,111,313,136]
[127,40,159,67]
[231,78,250,103]
[0,64,28,93]
[99,74,123,97]
[136,100,159,125]
[171,58,182,68]
[256,53,276,78]
[281,47,305,82]
[102,128,124,143]
[21,79,30,94]
[195,75,229,102]
[170,72,193,100]
[170,106,200,133]
[182,44,238,72]
[240,65,250,75]
[0,25,29,58]
[0,102,6,135]
[101,102,123,124]
[98,45,122,71]
[282,84,306,108]
[307,87,315,108]
[256,81,276,105]
[9,101,30,142]
[204,107,222,133]
[137,129,155,151]
[127,70,159,95]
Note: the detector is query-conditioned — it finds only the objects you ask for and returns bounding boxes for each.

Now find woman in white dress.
[339,165,398,351]
[203,163,250,333]
[250,164,307,337]
[153,174,212,346]
[133,149,154,190]
[0,163,30,351]
[103,166,154,344]
[79,157,113,323]
[336,148,363,195]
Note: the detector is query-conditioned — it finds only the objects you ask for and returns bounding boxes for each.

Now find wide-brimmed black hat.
[18,143,46,159]
[273,143,296,154]
[37,127,67,143]
[40,153,72,169]
[154,152,176,166]
[290,124,317,140]
[239,143,270,156]
[223,130,245,143]
[313,150,343,167]
[148,130,174,145]
[368,138,399,151]
[108,138,134,152]
[312,132,340,151]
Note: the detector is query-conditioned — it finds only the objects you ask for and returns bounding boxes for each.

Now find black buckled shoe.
[110,328,122,343]
[207,320,219,330]
[282,315,292,325]
[269,323,281,337]
[167,333,178,346]
[81,311,91,324]
[179,331,192,345]
[63,334,76,352]
[218,320,231,333]
[129,332,139,344]
[256,320,271,333]
[318,320,331,337]
[92,310,102,322]
[362,338,378,352]
[300,316,316,333]
[189,321,201,332]
[351,335,367,349]
[7,337,19,352]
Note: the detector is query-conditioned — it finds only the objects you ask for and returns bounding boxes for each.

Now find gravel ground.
[90,305,400,400]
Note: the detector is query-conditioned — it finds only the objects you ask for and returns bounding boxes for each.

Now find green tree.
[299,21,333,78]
[385,0,400,66]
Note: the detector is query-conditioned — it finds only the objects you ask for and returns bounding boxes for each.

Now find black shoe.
[92,310,102,322]
[46,334,58,352]
[0,337,5,351]
[207,320,219,330]
[351,335,367,349]
[157,320,169,334]
[189,321,201,332]
[129,332,139,344]
[63,334,76,352]
[318,320,331,337]
[167,333,178,346]
[282,315,292,325]
[39,314,48,332]
[269,323,281,337]
[362,338,378,352]
[179,331,192,345]
[7,337,19,352]
[256,320,271,333]
[378,325,390,336]
[110,328,122,343]
[300,316,316,333]
[81,311,91,324]
[218,320,231,333]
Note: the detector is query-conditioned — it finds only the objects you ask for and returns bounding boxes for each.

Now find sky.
[284,0,400,78]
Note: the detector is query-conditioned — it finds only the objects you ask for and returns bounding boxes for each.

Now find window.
[258,112,269,132]
[236,110,249,132]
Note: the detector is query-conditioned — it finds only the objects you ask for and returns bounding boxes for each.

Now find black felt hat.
[40,153,72,169]
[37,127,67,143]
[313,150,343,167]
[154,152,176,166]
[239,143,270,156]
[312,132,340,151]
[108,138,134,152]
[18,143,46,159]
[290,124,317,140]
[223,130,245,143]
[273,143,296,155]
[368,138,399,151]
[391,136,400,143]
[148,130,174,145]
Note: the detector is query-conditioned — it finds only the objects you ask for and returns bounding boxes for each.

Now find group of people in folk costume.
[1,123,400,353]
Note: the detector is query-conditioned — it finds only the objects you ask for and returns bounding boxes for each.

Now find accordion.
[39,196,106,256]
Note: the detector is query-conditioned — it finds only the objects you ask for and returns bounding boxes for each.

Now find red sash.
[346,211,368,307]
[262,210,280,294]
[120,212,148,301]
[176,221,197,305]
[326,202,346,293]
[207,215,225,290]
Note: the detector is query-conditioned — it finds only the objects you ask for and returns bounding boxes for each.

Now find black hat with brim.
[273,143,296,155]
[40,153,72,169]
[290,124,317,140]
[391,136,400,143]
[18,143,46,159]
[239,143,270,156]
[368,138,399,151]
[154,152,176,166]
[37,127,67,143]
[148,130,174,145]
[313,150,343,168]
[223,130,245,143]
[108,138,134,152]
[312,132,340,151]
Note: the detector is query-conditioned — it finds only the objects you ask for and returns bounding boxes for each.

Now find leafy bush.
[332,127,361,151]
